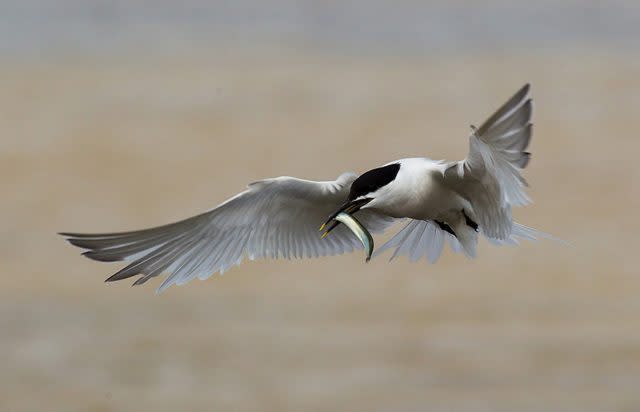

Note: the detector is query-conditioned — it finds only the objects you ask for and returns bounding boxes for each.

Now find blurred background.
[1,1,639,411]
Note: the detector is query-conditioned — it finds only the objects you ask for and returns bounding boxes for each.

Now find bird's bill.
[333,212,374,262]
[319,198,372,233]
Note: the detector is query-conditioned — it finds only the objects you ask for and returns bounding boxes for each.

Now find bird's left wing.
[60,172,395,292]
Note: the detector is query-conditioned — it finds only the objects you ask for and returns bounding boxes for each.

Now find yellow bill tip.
[319,223,326,232]
[321,231,329,239]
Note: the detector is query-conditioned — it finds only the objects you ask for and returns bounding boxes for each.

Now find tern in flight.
[61,84,555,292]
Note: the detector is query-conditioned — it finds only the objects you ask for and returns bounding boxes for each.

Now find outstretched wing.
[443,84,533,239]
[60,172,395,292]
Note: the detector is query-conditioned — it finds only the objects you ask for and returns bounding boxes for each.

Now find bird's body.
[364,158,462,221]
[61,84,557,292]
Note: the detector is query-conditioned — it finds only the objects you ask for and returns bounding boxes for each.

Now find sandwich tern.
[61,84,554,292]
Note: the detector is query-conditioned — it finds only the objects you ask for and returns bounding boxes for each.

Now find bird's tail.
[451,218,479,258]
[483,221,566,246]
[373,219,561,263]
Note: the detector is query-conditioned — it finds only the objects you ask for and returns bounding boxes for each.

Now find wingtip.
[81,250,123,262]
[58,232,75,240]
[155,282,172,294]
[57,231,90,238]
[514,83,532,102]
[105,270,132,282]
[132,276,147,287]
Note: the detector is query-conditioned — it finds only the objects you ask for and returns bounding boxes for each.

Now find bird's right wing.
[443,84,533,239]
[60,172,395,292]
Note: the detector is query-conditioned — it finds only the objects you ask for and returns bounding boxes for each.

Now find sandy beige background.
[1,5,640,410]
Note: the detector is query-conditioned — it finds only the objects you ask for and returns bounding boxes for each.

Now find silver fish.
[334,212,374,262]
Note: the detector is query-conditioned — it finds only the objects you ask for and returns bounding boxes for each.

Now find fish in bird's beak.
[319,197,374,261]
[320,211,374,262]
[319,197,372,234]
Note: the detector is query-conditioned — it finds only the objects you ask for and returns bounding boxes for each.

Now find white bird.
[61,84,555,292]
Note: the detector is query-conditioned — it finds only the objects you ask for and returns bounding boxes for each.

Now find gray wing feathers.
[469,84,533,207]
[476,83,531,136]
[61,173,395,292]
[468,84,533,205]
[445,84,533,240]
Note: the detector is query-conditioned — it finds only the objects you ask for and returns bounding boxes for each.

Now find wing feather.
[444,84,533,239]
[61,172,395,291]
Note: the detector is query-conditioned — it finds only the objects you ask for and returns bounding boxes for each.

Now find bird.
[61,84,556,293]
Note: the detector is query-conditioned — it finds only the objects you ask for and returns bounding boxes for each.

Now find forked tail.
[373,219,562,263]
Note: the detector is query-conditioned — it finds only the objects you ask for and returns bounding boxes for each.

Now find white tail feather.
[374,219,562,263]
